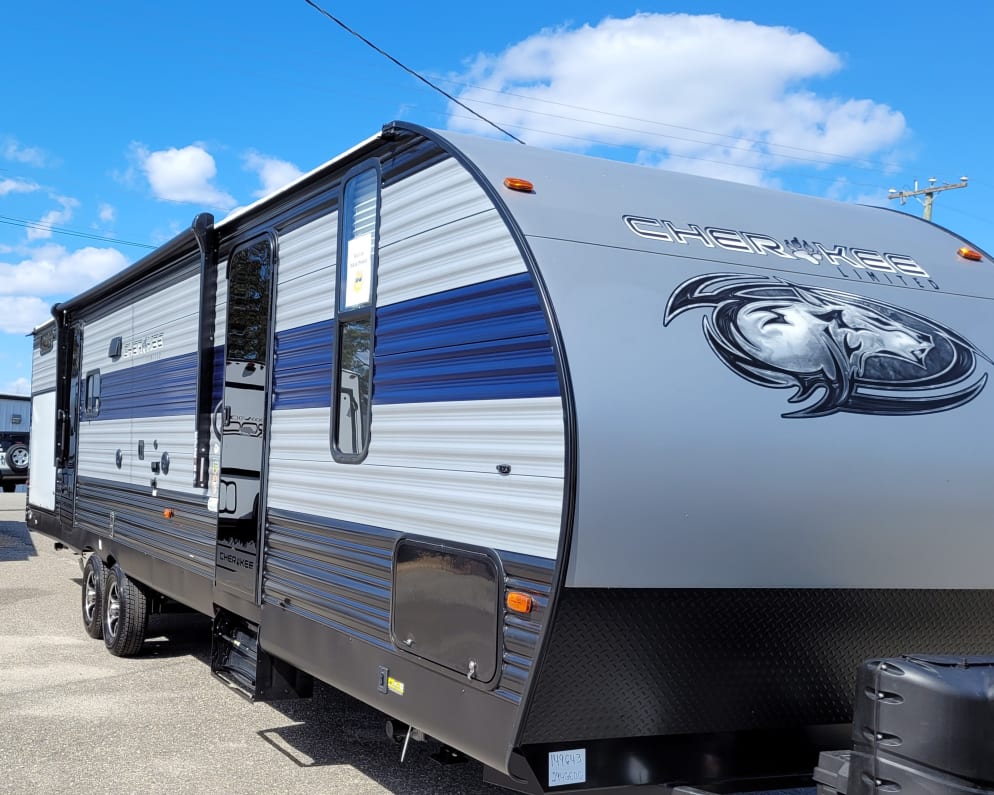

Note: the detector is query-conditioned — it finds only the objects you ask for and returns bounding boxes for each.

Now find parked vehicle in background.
[0,394,30,492]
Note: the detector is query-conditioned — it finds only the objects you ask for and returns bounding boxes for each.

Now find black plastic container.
[848,655,994,793]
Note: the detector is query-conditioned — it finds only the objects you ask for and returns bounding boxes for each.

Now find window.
[332,165,379,462]
[84,369,101,417]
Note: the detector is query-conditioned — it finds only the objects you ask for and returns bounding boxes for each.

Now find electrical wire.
[0,216,155,249]
[429,75,904,173]
[302,0,525,144]
[444,110,894,193]
[182,29,935,183]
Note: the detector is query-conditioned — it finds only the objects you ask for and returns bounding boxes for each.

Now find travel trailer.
[0,392,30,492]
[26,122,994,793]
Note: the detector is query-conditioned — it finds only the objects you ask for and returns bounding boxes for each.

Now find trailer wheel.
[102,564,149,657]
[4,442,28,473]
[81,555,106,639]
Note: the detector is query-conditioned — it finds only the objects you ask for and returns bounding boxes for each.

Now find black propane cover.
[848,655,994,794]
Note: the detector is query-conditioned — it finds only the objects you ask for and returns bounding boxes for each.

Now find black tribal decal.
[664,273,991,418]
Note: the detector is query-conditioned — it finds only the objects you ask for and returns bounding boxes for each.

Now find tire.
[81,555,106,639]
[4,442,28,473]
[102,564,150,657]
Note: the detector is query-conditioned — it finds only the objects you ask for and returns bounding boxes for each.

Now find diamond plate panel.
[521,588,994,743]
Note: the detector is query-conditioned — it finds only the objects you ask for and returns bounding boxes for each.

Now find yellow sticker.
[387,677,405,696]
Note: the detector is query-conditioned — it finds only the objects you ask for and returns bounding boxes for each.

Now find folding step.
[210,609,313,701]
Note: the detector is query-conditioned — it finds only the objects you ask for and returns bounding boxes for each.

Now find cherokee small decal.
[664,273,991,418]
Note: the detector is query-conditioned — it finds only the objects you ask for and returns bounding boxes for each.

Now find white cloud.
[0,244,129,298]
[825,177,889,207]
[1,137,47,167]
[134,143,237,210]
[244,151,304,198]
[0,177,40,197]
[98,203,116,223]
[26,195,80,241]
[447,13,906,185]
[0,296,51,335]
[1,376,30,396]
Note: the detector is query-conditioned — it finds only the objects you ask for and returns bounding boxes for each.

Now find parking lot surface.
[0,495,505,795]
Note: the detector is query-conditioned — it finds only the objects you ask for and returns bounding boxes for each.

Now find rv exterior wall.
[441,130,994,589]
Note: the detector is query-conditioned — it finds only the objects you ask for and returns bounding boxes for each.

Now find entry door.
[55,326,82,528]
[214,238,274,602]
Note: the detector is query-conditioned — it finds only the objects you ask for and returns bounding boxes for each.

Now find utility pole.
[888,177,968,221]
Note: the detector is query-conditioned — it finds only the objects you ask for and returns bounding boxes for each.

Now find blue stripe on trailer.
[372,333,559,403]
[96,272,559,419]
[273,319,334,410]
[374,272,551,356]
[98,351,199,420]
[373,272,559,403]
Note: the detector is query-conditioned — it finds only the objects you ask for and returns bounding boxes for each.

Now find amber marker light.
[958,247,983,262]
[503,177,534,193]
[506,591,534,614]
[163,509,175,519]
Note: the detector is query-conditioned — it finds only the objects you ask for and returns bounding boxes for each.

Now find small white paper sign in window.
[548,748,586,787]
[344,232,373,309]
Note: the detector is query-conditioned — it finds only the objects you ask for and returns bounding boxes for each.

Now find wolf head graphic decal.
[663,273,991,418]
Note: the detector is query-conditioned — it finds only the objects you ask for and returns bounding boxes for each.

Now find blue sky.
[2,1,991,394]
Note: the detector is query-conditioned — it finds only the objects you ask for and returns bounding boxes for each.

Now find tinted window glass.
[227,240,272,363]
[335,319,371,455]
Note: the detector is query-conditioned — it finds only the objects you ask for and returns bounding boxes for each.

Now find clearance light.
[503,177,534,193]
[506,591,534,614]
[958,247,983,262]
[163,509,175,519]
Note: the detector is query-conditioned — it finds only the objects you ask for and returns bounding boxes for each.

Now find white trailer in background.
[0,391,31,492]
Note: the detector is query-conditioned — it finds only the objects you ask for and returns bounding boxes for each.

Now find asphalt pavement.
[0,494,505,795]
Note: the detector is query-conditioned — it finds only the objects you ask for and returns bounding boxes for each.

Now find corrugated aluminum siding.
[266,154,564,557]
[0,396,30,433]
[274,213,337,334]
[377,159,526,307]
[76,273,204,496]
[262,148,564,705]
[75,477,215,579]
[31,324,58,395]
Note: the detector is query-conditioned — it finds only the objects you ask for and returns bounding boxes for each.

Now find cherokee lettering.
[622,214,933,280]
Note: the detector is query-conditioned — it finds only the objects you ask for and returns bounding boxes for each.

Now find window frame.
[331,162,381,464]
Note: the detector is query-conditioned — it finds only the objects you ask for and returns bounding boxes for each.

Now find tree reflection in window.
[336,319,371,455]
[227,240,272,364]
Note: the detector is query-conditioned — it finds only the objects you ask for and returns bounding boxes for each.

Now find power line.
[430,75,904,173]
[302,0,525,144]
[0,215,156,249]
[444,110,893,192]
[443,93,892,171]
[179,32,921,180]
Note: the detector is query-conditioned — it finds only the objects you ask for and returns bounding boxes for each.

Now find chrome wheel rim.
[8,448,27,468]
[84,569,99,623]
[106,580,121,638]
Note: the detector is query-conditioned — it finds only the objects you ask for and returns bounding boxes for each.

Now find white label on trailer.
[344,232,372,308]
[548,748,586,787]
